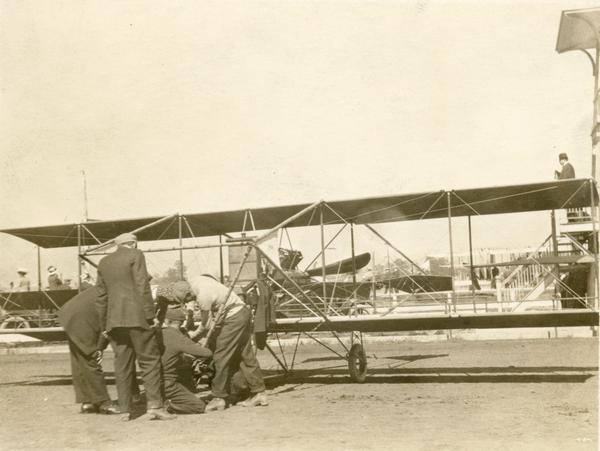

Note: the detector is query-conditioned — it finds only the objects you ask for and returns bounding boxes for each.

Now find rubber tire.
[348,343,367,383]
[0,316,31,329]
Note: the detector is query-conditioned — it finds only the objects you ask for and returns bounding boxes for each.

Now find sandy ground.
[0,337,596,451]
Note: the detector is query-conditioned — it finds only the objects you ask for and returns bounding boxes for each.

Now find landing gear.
[347,343,367,383]
[0,316,30,329]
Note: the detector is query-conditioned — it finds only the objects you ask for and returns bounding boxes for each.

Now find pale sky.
[1,0,598,287]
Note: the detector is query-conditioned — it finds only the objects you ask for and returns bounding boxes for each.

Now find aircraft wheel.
[0,316,31,329]
[348,343,367,383]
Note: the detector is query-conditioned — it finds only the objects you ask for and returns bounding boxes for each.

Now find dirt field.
[0,337,596,451]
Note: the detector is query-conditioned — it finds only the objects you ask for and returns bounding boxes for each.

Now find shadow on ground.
[3,364,596,388]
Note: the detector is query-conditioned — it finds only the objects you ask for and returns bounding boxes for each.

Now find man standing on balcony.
[555,153,575,180]
[554,153,583,222]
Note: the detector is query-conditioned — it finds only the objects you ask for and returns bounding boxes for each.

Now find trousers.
[110,327,164,412]
[68,339,111,405]
[211,307,265,399]
[165,381,206,414]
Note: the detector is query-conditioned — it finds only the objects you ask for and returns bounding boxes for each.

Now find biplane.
[1,178,599,382]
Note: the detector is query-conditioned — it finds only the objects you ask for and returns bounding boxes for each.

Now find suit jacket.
[559,162,575,179]
[58,287,105,355]
[96,246,154,332]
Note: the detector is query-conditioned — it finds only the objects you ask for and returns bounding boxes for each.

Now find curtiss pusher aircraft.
[1,178,598,382]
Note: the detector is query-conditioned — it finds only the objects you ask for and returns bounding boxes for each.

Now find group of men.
[59,232,268,421]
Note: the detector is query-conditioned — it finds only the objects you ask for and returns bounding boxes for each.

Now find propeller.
[305,252,371,277]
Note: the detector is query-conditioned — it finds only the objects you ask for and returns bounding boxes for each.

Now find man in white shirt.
[188,274,267,411]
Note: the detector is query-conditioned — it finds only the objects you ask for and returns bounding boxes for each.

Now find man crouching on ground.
[189,274,268,411]
[160,306,213,414]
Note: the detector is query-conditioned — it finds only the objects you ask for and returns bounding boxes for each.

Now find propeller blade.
[306,252,371,277]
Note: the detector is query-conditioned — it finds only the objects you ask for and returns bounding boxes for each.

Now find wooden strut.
[363,224,426,275]
[320,205,328,312]
[468,215,476,313]
[83,213,178,254]
[447,192,457,313]
[204,244,254,345]
[178,215,184,279]
[255,201,321,244]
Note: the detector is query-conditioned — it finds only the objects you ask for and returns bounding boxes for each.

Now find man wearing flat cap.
[555,153,575,180]
[159,307,212,414]
[96,232,175,421]
[554,153,581,222]
[155,281,196,330]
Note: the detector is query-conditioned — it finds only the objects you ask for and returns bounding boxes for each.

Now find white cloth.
[188,275,245,318]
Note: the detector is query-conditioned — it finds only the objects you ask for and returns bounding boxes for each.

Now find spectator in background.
[15,269,30,292]
[80,273,94,290]
[491,266,500,289]
[554,153,583,222]
[470,269,481,291]
[554,153,575,180]
[47,266,63,290]
[80,262,95,285]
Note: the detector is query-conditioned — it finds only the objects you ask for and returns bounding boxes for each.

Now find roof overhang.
[556,7,600,53]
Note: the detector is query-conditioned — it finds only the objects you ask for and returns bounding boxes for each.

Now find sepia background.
[1,0,599,286]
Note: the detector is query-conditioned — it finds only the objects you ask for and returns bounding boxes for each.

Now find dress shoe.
[119,413,131,422]
[146,407,176,420]
[165,400,176,414]
[80,403,98,414]
[238,392,269,408]
[205,397,226,412]
[98,401,120,415]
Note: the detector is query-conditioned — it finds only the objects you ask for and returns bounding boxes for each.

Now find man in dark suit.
[58,287,119,414]
[555,153,575,179]
[96,233,175,421]
[554,153,582,222]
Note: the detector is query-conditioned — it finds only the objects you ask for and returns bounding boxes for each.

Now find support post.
[593,45,600,181]
[551,210,560,310]
[178,215,184,279]
[320,204,328,309]
[590,181,599,311]
[447,192,456,312]
[77,224,82,293]
[36,246,41,291]
[350,223,357,293]
[496,275,503,312]
[219,235,225,283]
[468,215,476,313]
[371,251,376,308]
